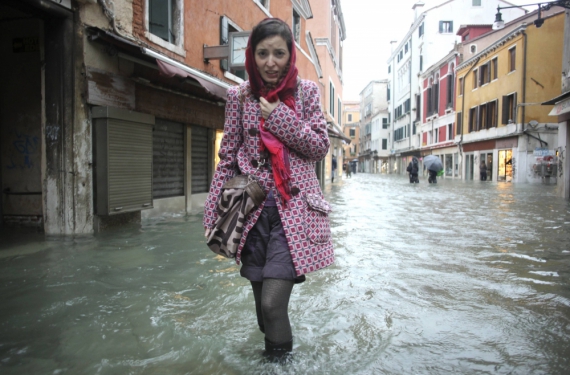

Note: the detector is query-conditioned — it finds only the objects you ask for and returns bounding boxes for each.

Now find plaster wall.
[0,15,42,217]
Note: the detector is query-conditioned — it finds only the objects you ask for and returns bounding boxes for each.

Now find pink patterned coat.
[203,79,334,276]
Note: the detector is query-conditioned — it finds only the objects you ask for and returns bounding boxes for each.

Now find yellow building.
[456,10,564,183]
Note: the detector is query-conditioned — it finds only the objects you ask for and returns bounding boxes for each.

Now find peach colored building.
[307,0,348,184]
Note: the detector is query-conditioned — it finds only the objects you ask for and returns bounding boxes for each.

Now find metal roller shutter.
[191,126,210,194]
[153,119,184,198]
[93,106,154,215]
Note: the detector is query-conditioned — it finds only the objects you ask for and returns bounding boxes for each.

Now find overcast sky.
[341,0,530,101]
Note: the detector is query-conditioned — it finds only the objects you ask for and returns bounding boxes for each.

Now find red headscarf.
[245,18,299,203]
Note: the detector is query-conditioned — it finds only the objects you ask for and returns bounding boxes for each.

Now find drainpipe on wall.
[97,0,136,41]
[521,30,528,133]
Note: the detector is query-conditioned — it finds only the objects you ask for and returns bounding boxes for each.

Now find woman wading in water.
[203,18,334,360]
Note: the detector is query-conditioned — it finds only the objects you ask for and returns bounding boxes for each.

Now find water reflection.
[1,174,570,374]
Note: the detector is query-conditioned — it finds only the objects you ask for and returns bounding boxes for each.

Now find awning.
[142,48,231,101]
[542,90,570,105]
[548,98,570,117]
[327,122,351,143]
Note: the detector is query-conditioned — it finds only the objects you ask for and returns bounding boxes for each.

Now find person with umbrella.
[406,157,420,183]
[423,155,443,184]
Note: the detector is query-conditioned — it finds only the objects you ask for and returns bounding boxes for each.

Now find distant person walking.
[406,157,419,183]
[332,156,337,183]
[480,161,487,181]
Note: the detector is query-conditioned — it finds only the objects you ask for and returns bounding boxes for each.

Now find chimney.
[413,1,425,21]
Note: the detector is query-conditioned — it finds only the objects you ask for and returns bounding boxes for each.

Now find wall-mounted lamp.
[492,1,570,30]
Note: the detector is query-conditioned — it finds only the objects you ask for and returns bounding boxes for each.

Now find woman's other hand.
[205,228,211,238]
[259,97,280,120]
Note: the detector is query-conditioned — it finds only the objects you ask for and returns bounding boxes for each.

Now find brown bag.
[206,174,265,258]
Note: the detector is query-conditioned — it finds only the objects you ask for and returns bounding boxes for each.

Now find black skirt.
[240,194,305,284]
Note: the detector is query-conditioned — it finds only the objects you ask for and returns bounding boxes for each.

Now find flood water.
[1,173,570,375]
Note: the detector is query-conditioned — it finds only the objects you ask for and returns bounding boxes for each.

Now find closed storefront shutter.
[153,119,184,198]
[93,107,154,215]
[191,126,210,194]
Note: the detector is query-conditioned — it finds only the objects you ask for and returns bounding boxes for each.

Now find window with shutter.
[447,71,454,108]
[502,93,517,124]
[293,9,301,44]
[473,70,478,89]
[434,75,440,115]
[509,47,516,72]
[491,58,498,80]
[479,103,487,130]
[439,21,453,33]
[329,81,335,117]
[415,94,421,121]
[457,112,463,133]
[469,107,477,132]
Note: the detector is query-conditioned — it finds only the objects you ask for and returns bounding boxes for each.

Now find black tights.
[251,279,294,344]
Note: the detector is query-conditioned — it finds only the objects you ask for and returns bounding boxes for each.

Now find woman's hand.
[205,228,211,238]
[259,97,280,120]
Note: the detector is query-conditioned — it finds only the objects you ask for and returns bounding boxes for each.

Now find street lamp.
[492,1,570,30]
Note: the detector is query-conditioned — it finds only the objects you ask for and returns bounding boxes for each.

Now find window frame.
[146,0,185,55]
[439,21,453,34]
[479,62,490,86]
[329,80,335,119]
[502,93,517,124]
[292,8,301,44]
[509,47,516,72]
[491,57,498,80]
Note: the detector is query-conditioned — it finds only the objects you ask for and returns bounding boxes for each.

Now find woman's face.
[254,35,290,85]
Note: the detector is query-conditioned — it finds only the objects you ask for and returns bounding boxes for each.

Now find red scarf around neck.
[245,19,299,203]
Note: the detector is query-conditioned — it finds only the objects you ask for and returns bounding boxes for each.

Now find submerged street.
[1,173,570,375]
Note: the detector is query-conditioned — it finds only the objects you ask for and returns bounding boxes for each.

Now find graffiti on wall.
[5,130,40,170]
